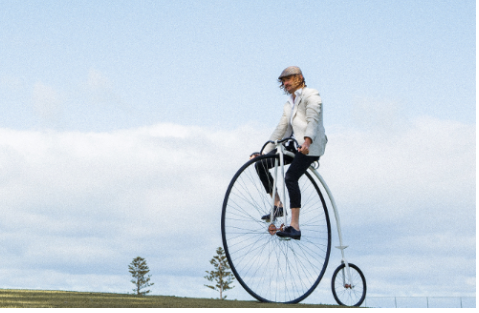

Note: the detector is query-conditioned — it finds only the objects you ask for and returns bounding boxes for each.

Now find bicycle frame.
[267,139,354,285]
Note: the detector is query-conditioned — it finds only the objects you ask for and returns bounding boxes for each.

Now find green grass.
[0,289,344,308]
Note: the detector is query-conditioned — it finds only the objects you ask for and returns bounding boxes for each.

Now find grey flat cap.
[278,66,302,79]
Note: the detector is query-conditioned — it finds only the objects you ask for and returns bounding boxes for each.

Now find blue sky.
[1,0,475,131]
[0,0,475,306]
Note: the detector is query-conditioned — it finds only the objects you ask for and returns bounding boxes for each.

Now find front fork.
[340,260,354,288]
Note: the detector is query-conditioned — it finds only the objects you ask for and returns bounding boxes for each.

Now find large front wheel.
[331,263,367,306]
[221,154,332,303]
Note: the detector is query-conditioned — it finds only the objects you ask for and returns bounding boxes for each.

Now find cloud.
[351,96,409,133]
[84,69,127,109]
[86,69,113,91]
[32,82,63,122]
[0,117,475,300]
[321,116,475,225]
[318,116,475,299]
[0,123,267,292]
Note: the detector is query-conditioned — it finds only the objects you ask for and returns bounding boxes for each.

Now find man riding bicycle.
[255,66,327,240]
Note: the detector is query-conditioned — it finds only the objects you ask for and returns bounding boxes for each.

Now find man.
[257,66,327,240]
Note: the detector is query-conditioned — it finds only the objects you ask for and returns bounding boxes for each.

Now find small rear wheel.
[331,263,366,306]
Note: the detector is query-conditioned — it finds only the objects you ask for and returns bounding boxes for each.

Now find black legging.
[255,147,319,208]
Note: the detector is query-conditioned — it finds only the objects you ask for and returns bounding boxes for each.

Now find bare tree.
[129,256,154,295]
[204,247,235,300]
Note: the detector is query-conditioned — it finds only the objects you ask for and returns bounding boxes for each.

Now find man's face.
[281,75,299,94]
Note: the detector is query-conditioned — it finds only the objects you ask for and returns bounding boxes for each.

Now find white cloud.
[32,82,63,122]
[86,69,113,91]
[84,69,127,109]
[351,96,409,133]
[317,116,475,299]
[0,123,267,292]
[0,117,475,301]
[321,116,475,225]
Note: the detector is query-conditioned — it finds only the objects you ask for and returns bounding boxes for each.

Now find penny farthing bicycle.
[221,138,367,306]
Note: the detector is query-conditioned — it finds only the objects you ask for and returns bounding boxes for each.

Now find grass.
[0,289,344,308]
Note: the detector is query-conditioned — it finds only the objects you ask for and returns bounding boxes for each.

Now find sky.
[0,0,476,307]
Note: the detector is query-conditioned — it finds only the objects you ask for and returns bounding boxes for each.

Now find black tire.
[221,154,331,303]
[331,263,367,306]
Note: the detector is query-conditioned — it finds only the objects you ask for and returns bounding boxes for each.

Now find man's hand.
[249,152,260,159]
[298,137,312,155]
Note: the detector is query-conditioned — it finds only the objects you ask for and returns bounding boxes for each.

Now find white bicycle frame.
[269,140,354,286]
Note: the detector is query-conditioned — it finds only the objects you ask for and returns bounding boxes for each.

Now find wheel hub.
[268,223,284,235]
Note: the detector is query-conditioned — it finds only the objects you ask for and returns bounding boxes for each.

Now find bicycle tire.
[221,154,331,303]
[331,263,367,307]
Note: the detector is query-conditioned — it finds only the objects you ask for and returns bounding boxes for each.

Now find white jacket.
[264,87,327,157]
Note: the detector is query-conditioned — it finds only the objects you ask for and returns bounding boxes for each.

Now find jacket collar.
[288,88,303,105]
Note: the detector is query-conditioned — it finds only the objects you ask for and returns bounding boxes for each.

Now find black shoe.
[261,206,284,222]
[276,226,301,240]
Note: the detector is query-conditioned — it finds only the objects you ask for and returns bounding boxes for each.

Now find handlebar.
[259,137,299,155]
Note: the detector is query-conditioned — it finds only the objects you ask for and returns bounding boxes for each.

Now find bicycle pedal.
[267,224,277,235]
[267,223,285,235]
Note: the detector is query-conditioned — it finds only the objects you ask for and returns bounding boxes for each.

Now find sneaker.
[276,226,301,240]
[261,206,284,222]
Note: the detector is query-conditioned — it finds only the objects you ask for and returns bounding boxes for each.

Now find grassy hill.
[0,289,343,308]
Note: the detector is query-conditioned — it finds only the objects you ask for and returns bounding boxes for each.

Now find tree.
[128,256,154,295]
[204,246,235,300]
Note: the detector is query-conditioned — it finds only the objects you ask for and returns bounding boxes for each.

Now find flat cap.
[278,66,302,79]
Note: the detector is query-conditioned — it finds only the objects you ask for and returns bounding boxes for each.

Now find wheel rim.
[222,155,331,303]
